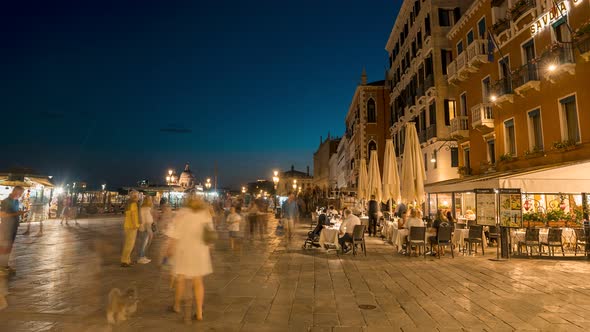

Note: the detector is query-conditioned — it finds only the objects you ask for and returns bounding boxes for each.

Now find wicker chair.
[408,226,427,258]
[518,228,541,257]
[430,226,454,259]
[574,228,587,256]
[464,225,485,255]
[541,228,565,256]
[351,225,367,256]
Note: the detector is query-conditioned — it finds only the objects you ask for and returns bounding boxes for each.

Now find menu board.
[475,189,496,226]
[499,189,522,227]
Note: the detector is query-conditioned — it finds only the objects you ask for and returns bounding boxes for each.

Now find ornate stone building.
[178,163,196,189]
[313,134,340,194]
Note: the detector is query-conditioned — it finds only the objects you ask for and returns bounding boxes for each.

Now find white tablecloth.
[319,225,341,248]
[452,228,488,249]
[381,221,398,242]
[391,228,436,252]
[511,228,576,246]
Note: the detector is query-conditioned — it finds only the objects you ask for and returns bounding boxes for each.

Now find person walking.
[282,192,299,240]
[226,207,242,250]
[137,197,154,264]
[247,202,259,239]
[120,191,141,267]
[0,187,26,273]
[168,196,213,322]
[368,195,379,237]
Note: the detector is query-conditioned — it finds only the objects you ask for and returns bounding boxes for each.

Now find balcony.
[426,124,437,140]
[513,63,540,95]
[491,77,514,104]
[509,0,535,21]
[578,35,590,62]
[467,39,489,67]
[491,18,510,36]
[447,60,457,82]
[418,130,427,144]
[450,115,469,138]
[424,74,434,93]
[456,52,467,73]
[543,43,576,82]
[471,103,494,129]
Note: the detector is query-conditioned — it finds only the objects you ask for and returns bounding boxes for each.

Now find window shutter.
[444,100,450,126]
[451,148,459,167]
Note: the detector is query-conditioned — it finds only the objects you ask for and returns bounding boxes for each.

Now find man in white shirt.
[338,209,361,253]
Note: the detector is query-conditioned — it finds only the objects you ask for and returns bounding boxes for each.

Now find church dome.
[178,163,195,188]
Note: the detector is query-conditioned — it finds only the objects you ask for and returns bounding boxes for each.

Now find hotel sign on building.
[530,0,584,36]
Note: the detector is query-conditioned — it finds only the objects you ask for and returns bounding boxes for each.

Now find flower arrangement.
[509,0,534,19]
[524,146,543,157]
[491,18,509,34]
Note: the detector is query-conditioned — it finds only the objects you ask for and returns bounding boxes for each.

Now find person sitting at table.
[428,210,449,256]
[327,206,338,218]
[445,210,455,232]
[311,208,329,237]
[338,209,360,254]
[395,202,408,229]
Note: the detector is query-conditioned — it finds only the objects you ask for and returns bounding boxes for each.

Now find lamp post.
[166,169,176,208]
[292,179,298,193]
[272,170,280,211]
[205,178,212,200]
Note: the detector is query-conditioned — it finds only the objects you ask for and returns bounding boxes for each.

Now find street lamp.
[241,186,246,194]
[205,178,212,190]
[101,184,106,191]
[292,179,297,191]
[166,169,176,208]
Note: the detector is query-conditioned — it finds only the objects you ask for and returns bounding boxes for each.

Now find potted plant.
[523,211,545,227]
[458,166,471,176]
[546,209,568,227]
[499,153,515,162]
[552,139,576,151]
[524,146,544,158]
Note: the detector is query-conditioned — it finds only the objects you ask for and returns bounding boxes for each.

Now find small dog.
[106,287,138,324]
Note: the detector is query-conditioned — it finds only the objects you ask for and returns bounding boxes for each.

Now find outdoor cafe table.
[511,228,576,248]
[391,226,436,253]
[452,228,488,250]
[381,220,399,242]
[319,223,341,249]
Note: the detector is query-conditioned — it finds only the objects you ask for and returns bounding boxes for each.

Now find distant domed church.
[178,163,196,188]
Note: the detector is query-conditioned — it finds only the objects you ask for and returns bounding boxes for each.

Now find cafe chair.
[518,228,541,257]
[488,226,500,247]
[465,225,485,255]
[574,228,587,256]
[351,225,367,256]
[408,226,427,258]
[430,226,454,259]
[541,228,565,257]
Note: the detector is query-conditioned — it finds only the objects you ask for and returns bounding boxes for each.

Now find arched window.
[368,140,377,153]
[367,99,376,123]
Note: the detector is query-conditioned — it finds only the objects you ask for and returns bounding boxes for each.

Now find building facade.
[425,0,590,221]
[277,165,314,196]
[345,70,390,190]
[386,0,476,184]
[313,135,341,194]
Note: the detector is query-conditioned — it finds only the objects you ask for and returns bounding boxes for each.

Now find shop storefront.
[426,161,590,227]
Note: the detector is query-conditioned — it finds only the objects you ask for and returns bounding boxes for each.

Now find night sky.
[0,0,399,189]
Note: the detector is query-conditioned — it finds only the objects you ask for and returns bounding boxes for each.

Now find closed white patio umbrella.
[357,158,369,201]
[382,139,401,208]
[400,123,426,205]
[367,150,382,202]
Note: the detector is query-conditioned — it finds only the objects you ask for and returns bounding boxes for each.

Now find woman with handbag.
[168,196,214,322]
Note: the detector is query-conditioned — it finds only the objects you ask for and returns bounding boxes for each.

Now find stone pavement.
[1,216,590,332]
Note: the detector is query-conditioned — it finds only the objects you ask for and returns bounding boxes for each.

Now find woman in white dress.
[168,196,213,321]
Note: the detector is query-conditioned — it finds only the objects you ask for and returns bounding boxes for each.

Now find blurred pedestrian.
[120,191,141,267]
[247,202,259,238]
[0,186,26,273]
[368,195,379,237]
[137,197,154,264]
[168,196,213,322]
[226,207,242,250]
[282,192,299,240]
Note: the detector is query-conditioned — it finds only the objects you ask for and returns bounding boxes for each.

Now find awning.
[426,160,590,194]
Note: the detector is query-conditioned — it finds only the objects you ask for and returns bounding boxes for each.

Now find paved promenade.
[1,216,590,331]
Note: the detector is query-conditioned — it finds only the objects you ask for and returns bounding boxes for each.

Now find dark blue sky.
[0,0,399,189]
